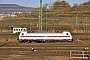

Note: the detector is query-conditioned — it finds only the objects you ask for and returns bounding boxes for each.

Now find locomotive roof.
[27,30,69,33]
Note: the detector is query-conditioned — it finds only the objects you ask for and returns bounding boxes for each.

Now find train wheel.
[27,41,32,43]
[19,40,23,43]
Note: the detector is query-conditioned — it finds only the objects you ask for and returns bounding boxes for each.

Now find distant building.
[13,27,27,34]
[0,4,34,19]
[0,14,3,20]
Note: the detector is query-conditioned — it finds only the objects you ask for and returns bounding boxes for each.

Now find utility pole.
[45,4,48,32]
[39,0,42,31]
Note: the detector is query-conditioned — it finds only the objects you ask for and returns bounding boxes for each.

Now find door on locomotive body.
[18,32,23,42]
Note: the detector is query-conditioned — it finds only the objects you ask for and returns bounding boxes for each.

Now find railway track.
[0,42,89,47]
[0,46,90,56]
[0,43,90,52]
[0,42,90,60]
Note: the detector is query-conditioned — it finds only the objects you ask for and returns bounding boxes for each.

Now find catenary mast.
[39,0,42,31]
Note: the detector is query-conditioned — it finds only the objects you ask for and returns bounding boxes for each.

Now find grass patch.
[0,38,18,43]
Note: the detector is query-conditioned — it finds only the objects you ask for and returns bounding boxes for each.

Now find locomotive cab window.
[22,33,24,35]
[14,29,15,31]
[19,29,20,31]
[66,33,69,35]
[24,29,26,31]
[21,29,22,31]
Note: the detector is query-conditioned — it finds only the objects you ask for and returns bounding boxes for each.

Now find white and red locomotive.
[18,31,73,43]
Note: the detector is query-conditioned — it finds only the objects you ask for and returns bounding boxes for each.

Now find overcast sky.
[0,0,89,7]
